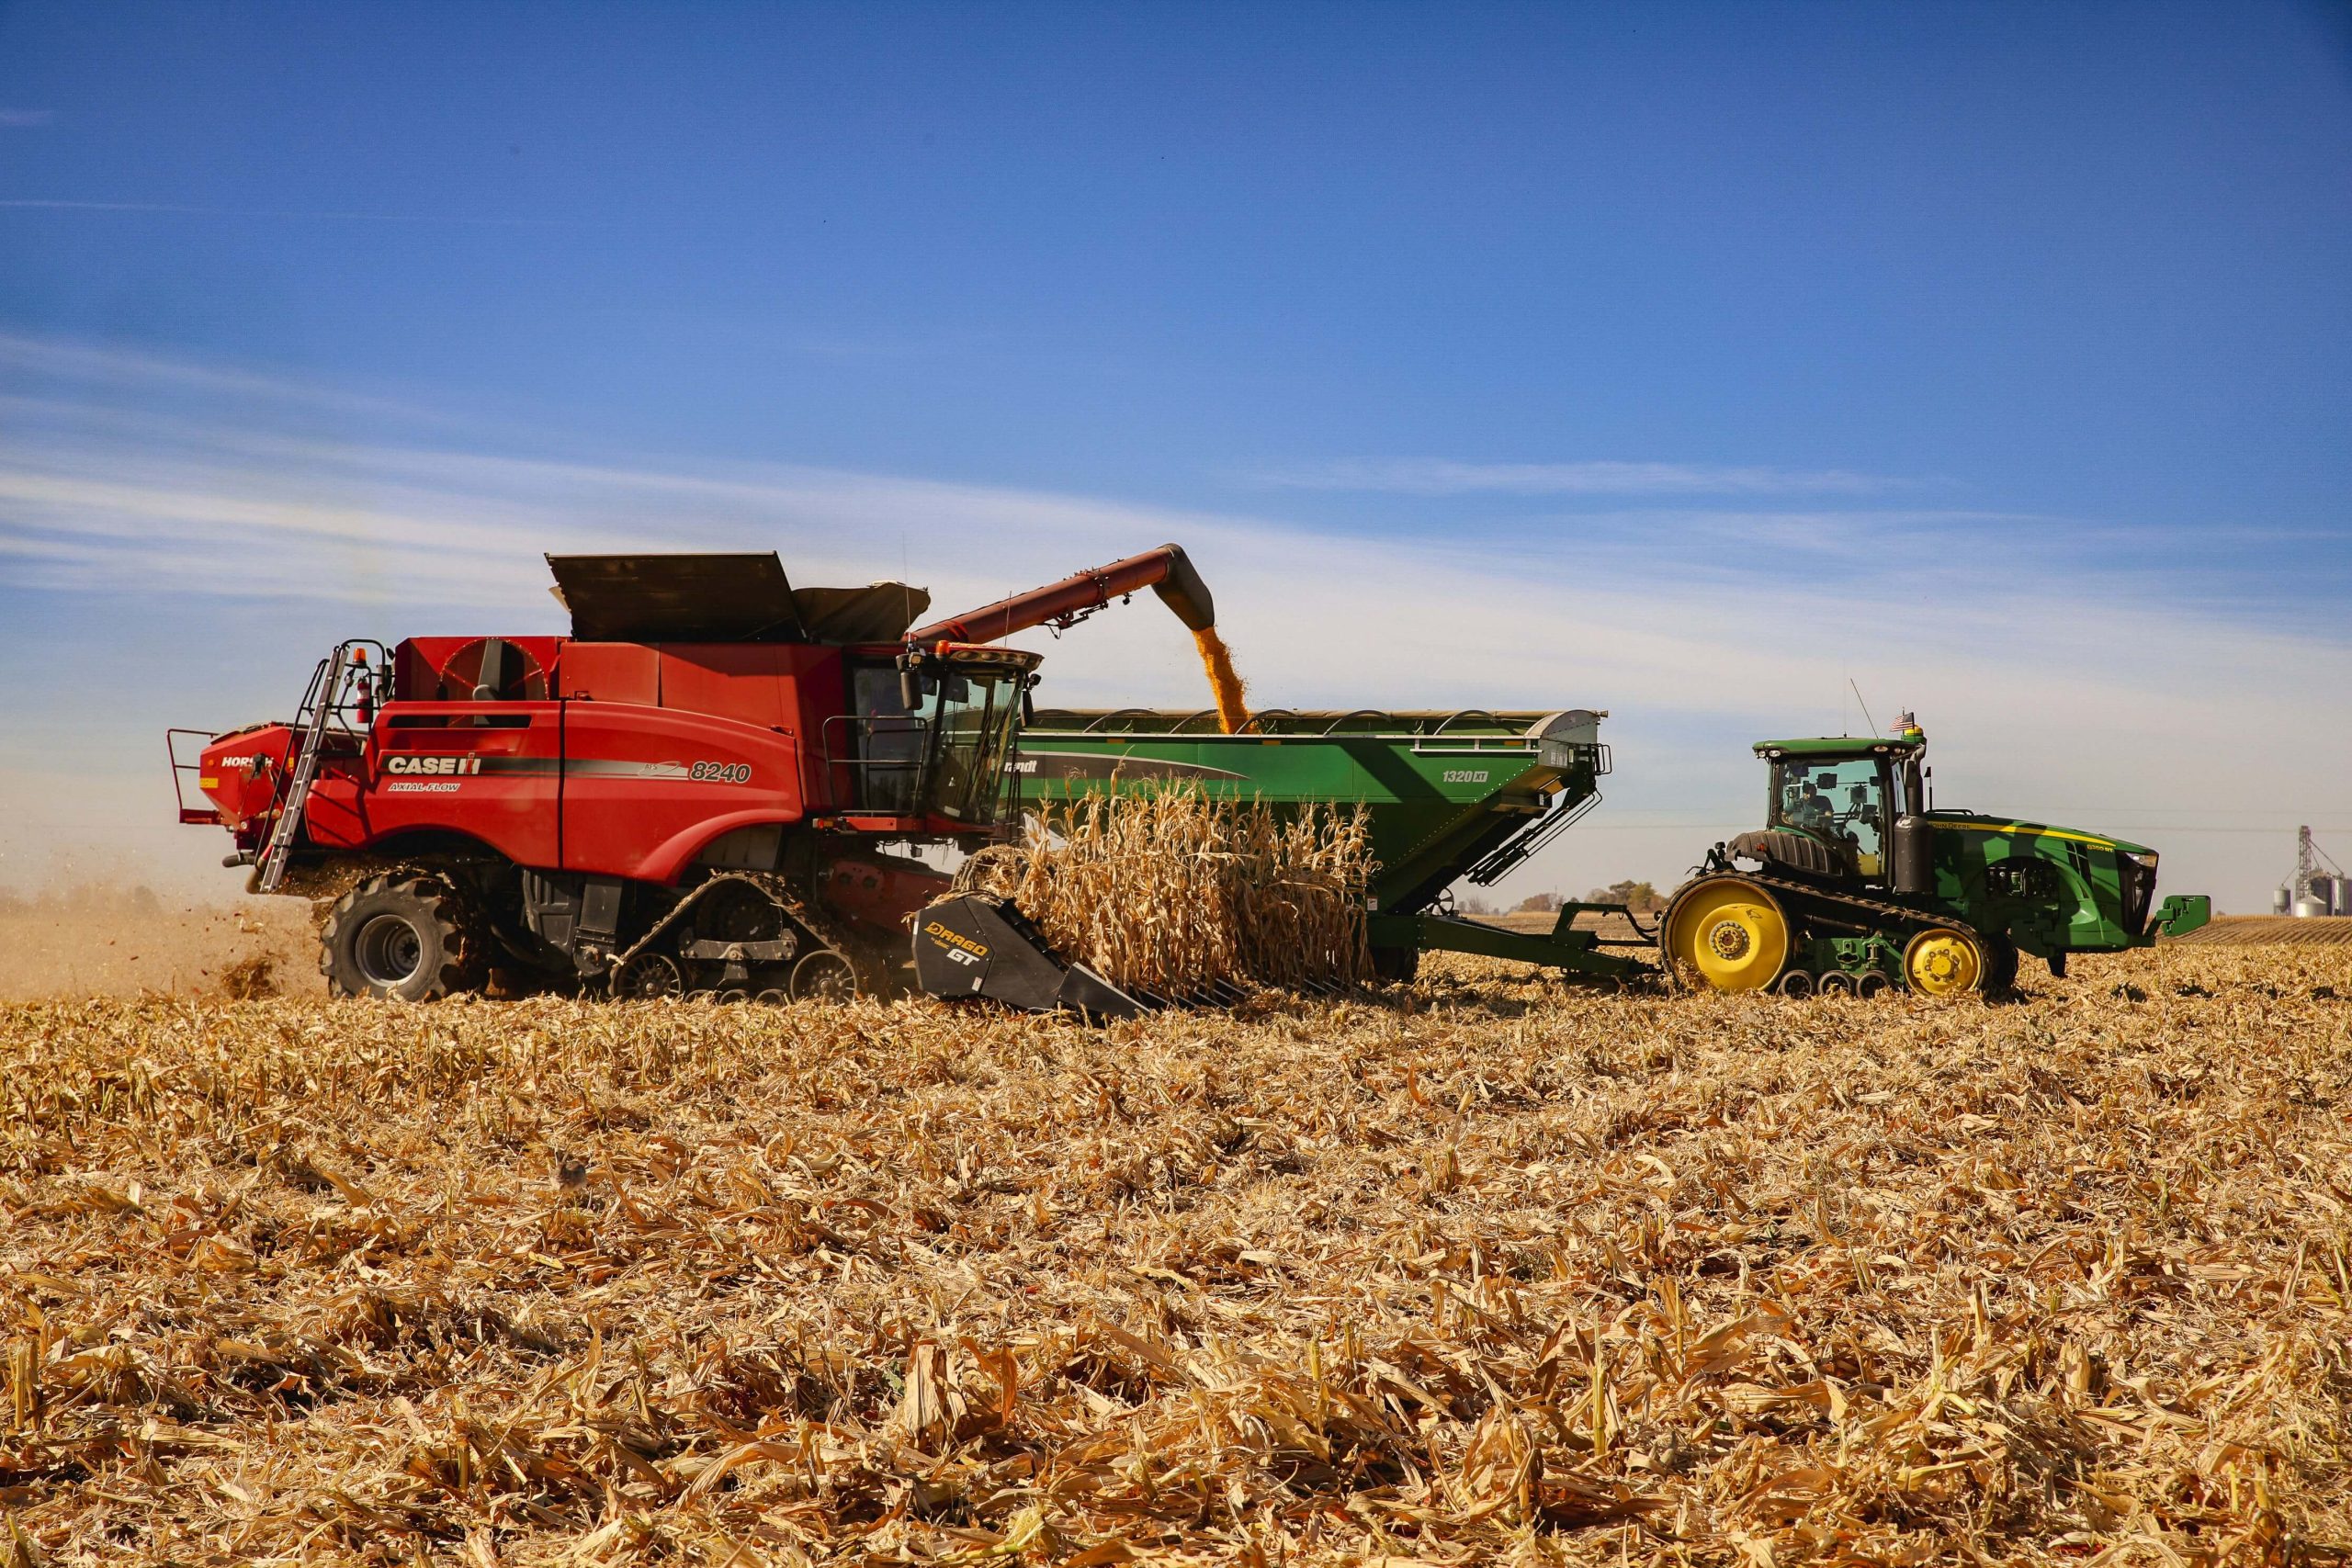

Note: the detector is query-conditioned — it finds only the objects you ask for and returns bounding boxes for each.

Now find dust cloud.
[0,884,319,1000]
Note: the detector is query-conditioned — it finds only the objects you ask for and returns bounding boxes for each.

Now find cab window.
[849,663,925,814]
[925,670,1013,824]
[1772,757,1889,874]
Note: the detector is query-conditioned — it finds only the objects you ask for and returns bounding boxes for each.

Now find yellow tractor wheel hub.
[1903,929,1984,997]
[1665,880,1789,991]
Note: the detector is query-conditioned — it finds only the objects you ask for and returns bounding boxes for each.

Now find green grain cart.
[1015,707,1647,980]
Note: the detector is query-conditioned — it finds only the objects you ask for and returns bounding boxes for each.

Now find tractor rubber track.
[1663,865,1988,987]
[1738,868,1985,952]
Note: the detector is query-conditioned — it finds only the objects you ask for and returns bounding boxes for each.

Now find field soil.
[6,945,2349,1564]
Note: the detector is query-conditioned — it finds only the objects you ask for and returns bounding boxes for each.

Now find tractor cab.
[1741,720,1928,886]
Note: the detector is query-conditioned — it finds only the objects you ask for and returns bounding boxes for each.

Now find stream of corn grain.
[1192,626,1250,733]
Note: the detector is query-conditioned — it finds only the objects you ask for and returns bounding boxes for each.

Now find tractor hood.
[1926,811,2153,859]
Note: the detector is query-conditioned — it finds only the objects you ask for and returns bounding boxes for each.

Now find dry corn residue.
[1191,626,1250,734]
[5,944,2350,1563]
[959,787,1374,997]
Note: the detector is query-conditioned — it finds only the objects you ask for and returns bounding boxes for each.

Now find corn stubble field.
[5,942,2349,1567]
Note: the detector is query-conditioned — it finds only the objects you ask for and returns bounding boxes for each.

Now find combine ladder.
[255,648,360,895]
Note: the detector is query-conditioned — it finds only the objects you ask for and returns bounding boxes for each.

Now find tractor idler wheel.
[1816,971,1858,998]
[1774,970,1816,998]
[1856,971,1894,999]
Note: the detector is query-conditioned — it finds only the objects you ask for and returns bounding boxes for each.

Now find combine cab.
[168,546,1211,1004]
[1659,716,2210,996]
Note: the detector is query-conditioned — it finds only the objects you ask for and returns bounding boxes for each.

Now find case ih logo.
[384,754,484,777]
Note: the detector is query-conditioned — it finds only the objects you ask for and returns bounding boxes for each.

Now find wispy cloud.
[0,333,468,425]
[0,109,55,129]
[1250,457,1902,496]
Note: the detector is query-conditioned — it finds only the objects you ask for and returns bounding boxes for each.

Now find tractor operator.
[1792,780,1835,836]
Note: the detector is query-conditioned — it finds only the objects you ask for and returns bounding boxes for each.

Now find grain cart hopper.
[1658,714,2211,996]
[933,706,1654,987]
[168,545,1214,1004]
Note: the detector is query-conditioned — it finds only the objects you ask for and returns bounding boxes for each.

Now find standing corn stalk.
[956,785,1374,997]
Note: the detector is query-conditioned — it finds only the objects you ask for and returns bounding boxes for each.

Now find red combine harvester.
[169,546,1215,1006]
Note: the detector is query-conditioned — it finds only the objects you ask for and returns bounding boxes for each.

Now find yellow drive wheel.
[1903,928,1984,997]
[1662,878,1790,992]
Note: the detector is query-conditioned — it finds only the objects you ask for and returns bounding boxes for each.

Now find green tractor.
[1661,715,2210,997]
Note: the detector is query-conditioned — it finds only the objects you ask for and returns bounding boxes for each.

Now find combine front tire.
[1660,876,1791,992]
[319,874,481,1001]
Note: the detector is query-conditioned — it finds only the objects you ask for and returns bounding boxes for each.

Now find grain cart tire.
[320,874,483,1002]
[1660,875,1790,992]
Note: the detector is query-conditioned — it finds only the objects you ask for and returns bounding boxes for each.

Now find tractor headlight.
[2125,851,2157,871]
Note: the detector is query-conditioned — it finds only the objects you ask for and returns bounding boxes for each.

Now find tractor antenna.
[1848,679,1879,738]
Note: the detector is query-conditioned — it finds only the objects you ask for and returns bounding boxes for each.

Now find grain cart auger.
[1657,714,2211,998]
[166,544,1210,1010]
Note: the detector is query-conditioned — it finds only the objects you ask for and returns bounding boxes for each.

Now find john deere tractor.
[1661,716,2209,997]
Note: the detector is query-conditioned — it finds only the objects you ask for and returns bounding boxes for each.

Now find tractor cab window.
[1771,756,1890,877]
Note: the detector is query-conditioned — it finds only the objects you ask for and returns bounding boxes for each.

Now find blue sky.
[2,1,2347,910]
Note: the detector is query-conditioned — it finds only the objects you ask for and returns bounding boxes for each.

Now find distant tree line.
[1455,881,1669,918]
